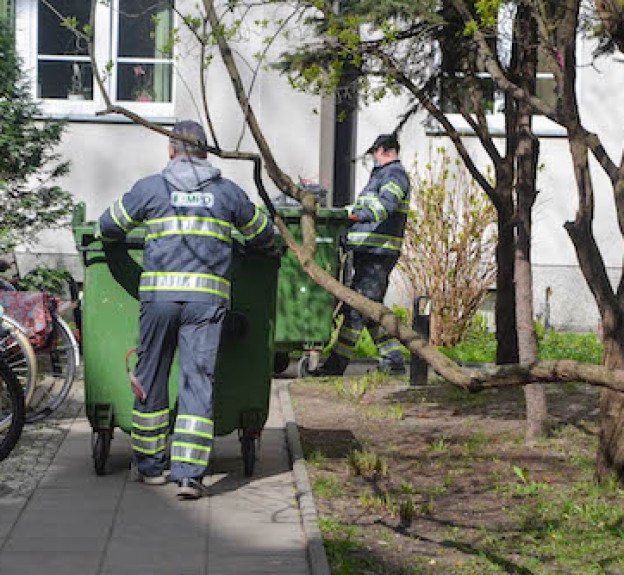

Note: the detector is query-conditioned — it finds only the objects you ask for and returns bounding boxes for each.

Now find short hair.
[365,133,400,154]
[170,120,208,157]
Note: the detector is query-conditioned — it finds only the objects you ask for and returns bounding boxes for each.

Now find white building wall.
[11,1,623,332]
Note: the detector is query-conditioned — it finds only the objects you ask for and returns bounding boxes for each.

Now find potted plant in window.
[67,62,86,100]
[132,65,154,102]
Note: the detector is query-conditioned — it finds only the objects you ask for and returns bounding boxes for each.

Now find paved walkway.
[0,382,311,575]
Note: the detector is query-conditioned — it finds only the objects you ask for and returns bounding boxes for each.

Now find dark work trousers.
[328,252,404,372]
[131,301,226,481]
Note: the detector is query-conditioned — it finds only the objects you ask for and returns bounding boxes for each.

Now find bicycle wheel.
[26,316,78,423]
[0,316,37,409]
[0,359,25,459]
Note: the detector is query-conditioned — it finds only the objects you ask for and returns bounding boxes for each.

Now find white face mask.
[372,158,380,168]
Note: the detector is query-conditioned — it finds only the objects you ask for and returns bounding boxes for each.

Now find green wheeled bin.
[271,206,350,377]
[72,203,280,477]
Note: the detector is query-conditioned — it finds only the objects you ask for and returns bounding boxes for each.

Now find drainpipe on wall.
[331,64,358,207]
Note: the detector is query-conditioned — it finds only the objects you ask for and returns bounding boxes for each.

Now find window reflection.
[37,0,93,100]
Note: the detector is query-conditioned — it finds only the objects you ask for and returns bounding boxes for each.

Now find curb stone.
[277,381,331,575]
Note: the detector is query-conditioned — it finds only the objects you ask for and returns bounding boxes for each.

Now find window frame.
[15,0,176,118]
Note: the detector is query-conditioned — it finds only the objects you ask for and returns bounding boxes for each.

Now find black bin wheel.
[297,356,312,378]
[92,431,112,476]
[273,352,290,375]
[241,434,256,477]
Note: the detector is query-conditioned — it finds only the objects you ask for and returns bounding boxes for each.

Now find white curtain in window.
[153,5,171,102]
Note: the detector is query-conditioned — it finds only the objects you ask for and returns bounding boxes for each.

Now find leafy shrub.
[398,147,497,346]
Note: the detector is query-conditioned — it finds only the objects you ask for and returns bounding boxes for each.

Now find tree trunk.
[494,179,519,365]
[596,314,624,484]
[514,8,549,442]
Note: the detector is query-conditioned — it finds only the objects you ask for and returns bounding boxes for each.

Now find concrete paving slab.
[0,498,27,547]
[0,385,312,574]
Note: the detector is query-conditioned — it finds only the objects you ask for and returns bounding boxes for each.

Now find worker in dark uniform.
[314,133,410,376]
[97,120,273,499]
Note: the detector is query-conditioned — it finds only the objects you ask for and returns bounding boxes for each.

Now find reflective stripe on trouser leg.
[169,303,226,482]
[133,302,181,476]
[332,324,361,359]
[132,408,169,457]
[369,324,404,364]
[171,414,213,466]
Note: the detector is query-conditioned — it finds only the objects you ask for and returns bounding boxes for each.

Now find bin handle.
[126,348,147,402]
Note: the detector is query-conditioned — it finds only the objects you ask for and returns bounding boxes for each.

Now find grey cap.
[170,120,208,149]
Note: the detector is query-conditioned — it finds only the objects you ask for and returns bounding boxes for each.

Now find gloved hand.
[344,204,359,223]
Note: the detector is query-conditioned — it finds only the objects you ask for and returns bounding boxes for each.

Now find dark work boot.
[310,352,348,377]
[378,354,406,375]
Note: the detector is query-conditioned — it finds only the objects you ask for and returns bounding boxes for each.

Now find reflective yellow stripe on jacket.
[346,232,403,252]
[139,272,231,300]
[145,216,232,243]
[108,198,141,233]
[240,206,269,241]
[355,195,387,223]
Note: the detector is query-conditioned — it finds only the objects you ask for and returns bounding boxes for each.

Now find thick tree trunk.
[514,8,549,442]
[596,318,624,484]
[494,183,519,365]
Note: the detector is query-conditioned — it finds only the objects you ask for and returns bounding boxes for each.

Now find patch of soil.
[290,375,607,574]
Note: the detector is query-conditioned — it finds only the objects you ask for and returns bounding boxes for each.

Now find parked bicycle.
[0,262,80,423]
[0,313,37,408]
[0,307,26,461]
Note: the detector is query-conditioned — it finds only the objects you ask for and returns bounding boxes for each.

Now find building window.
[17,0,175,116]
[37,0,93,100]
[114,0,173,103]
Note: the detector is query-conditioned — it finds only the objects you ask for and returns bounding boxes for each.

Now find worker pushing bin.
[271,206,351,378]
[72,203,279,478]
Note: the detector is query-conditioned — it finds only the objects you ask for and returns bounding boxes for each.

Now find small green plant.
[509,465,554,497]
[335,371,388,403]
[440,316,497,363]
[400,479,417,495]
[359,491,397,515]
[464,431,490,454]
[426,484,449,496]
[305,449,329,468]
[399,495,417,525]
[312,475,344,498]
[318,516,361,539]
[429,437,450,453]
[420,494,436,516]
[363,402,404,420]
[347,449,389,477]
[513,465,530,484]
[359,493,386,513]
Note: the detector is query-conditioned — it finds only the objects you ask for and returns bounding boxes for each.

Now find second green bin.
[271,206,350,376]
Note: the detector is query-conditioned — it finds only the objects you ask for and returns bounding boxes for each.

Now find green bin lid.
[271,206,348,220]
